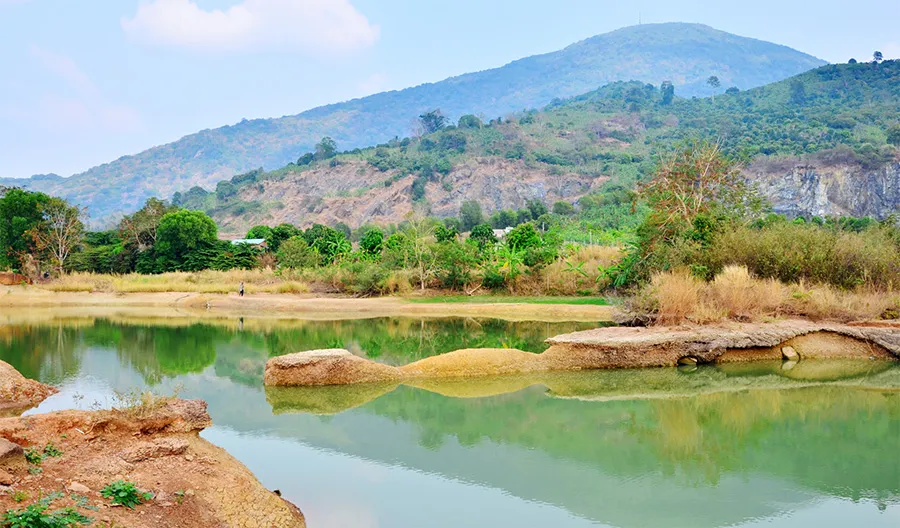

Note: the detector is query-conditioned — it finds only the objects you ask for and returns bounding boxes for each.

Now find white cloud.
[121,0,379,53]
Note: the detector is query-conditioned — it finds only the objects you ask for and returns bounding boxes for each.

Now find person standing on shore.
[239,282,245,297]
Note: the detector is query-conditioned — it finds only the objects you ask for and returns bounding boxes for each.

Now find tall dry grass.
[513,245,622,295]
[43,270,309,294]
[634,265,900,325]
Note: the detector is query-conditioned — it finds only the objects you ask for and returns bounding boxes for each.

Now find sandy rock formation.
[264,349,403,387]
[0,360,56,414]
[265,321,899,387]
[0,398,306,528]
[545,321,900,368]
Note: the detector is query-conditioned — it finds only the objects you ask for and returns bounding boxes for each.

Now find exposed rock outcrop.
[749,161,900,220]
[265,321,899,387]
[0,272,31,286]
[0,360,56,414]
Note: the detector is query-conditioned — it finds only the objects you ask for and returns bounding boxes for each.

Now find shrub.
[468,224,497,250]
[101,480,153,509]
[506,223,542,252]
[277,236,318,269]
[360,229,385,257]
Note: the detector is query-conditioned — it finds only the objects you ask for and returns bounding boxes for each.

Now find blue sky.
[2,0,899,179]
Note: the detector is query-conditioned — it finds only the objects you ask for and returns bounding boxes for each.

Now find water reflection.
[1,317,898,528]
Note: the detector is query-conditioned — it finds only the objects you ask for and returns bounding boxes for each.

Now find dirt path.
[0,286,615,323]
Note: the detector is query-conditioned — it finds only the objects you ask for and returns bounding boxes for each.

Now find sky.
[1,0,899,179]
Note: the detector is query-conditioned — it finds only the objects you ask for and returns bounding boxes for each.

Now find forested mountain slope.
[177,60,900,234]
[1,23,824,224]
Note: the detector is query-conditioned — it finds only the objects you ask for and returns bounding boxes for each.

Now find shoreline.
[0,286,616,323]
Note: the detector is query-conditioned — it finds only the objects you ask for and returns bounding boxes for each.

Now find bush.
[468,224,497,250]
[360,229,385,257]
[277,236,318,269]
[434,241,477,290]
[506,223,542,252]
[101,480,153,509]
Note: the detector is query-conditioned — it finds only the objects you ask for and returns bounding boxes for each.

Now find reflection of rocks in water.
[266,383,400,415]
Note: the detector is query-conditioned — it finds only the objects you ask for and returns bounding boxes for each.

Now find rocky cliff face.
[215,158,605,234]
[750,162,900,220]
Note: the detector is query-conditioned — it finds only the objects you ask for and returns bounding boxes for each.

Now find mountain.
[0,23,825,223]
[176,60,900,235]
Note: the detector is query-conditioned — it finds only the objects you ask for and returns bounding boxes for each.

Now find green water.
[1,317,899,528]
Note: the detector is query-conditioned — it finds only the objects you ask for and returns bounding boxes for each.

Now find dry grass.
[635,266,900,325]
[43,270,308,294]
[514,245,623,295]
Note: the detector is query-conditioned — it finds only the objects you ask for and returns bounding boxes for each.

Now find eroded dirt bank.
[265,321,900,387]
[0,362,305,528]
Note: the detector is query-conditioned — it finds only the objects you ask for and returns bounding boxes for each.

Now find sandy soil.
[0,286,615,323]
[0,399,306,528]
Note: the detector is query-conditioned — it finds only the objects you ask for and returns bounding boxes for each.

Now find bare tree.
[30,198,85,274]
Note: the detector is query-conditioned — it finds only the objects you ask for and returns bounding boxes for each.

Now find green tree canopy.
[155,210,218,270]
[552,201,576,216]
[360,229,385,256]
[277,236,318,269]
[459,200,484,232]
[247,225,273,239]
[266,224,301,253]
[0,188,49,271]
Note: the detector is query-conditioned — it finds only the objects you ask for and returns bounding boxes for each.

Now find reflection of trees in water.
[639,387,900,501]
[361,383,900,503]
[0,324,83,384]
[263,318,599,365]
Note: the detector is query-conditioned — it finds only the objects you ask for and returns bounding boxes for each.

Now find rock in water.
[0,360,56,413]
[782,346,800,361]
[264,350,403,387]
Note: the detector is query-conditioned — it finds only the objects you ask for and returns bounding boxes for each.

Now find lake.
[1,315,898,528]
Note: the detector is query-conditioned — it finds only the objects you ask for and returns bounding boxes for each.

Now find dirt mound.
[264,349,403,387]
[0,399,306,528]
[0,360,56,414]
[400,348,547,378]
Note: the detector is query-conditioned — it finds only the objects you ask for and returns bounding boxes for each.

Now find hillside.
[177,60,900,234]
[1,23,825,223]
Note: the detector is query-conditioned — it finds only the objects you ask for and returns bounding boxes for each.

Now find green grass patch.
[407,295,609,306]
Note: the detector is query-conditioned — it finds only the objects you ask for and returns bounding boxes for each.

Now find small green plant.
[100,481,153,509]
[173,490,185,505]
[10,490,29,503]
[27,466,42,476]
[42,443,62,458]
[2,502,91,528]
[23,448,43,466]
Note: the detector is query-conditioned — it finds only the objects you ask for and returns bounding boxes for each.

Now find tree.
[458,115,482,129]
[246,225,273,240]
[418,110,447,135]
[552,201,576,216]
[725,87,740,95]
[874,51,883,63]
[29,197,85,274]
[526,199,548,219]
[304,224,351,265]
[468,223,497,250]
[849,58,858,64]
[315,137,337,160]
[506,223,542,252]
[789,80,807,106]
[266,224,301,253]
[0,188,50,271]
[119,198,178,251]
[360,229,385,256]
[277,236,318,269]
[887,124,900,147]
[434,224,459,243]
[459,200,484,232]
[155,210,218,270]
[660,81,675,106]
[707,76,721,102]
